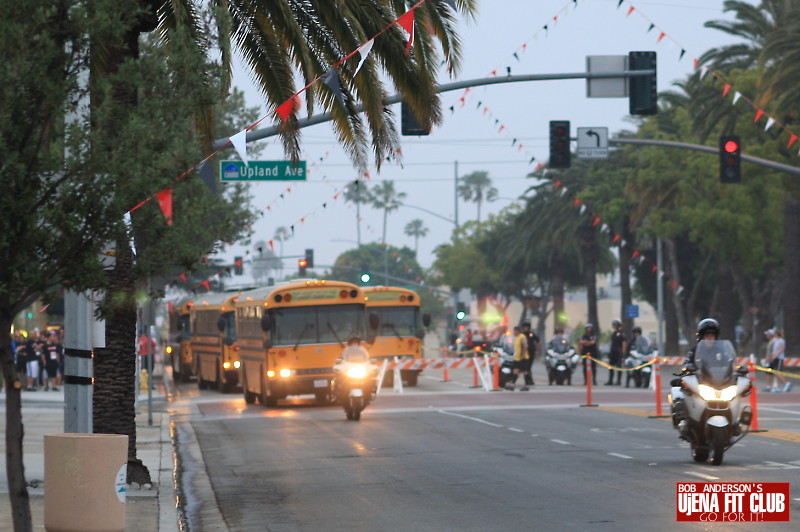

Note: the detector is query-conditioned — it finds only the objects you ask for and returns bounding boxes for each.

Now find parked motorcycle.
[332,357,378,421]
[624,348,657,388]
[545,343,579,385]
[493,345,515,389]
[668,340,752,466]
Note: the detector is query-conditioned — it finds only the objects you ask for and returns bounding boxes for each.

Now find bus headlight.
[233,361,241,369]
[267,370,276,378]
[223,362,231,369]
[279,368,292,378]
[165,346,173,354]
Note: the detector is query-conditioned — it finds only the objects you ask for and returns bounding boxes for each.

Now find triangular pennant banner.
[322,68,345,106]
[229,129,249,166]
[397,10,415,55]
[155,188,173,226]
[276,95,300,122]
[765,117,775,131]
[354,39,374,76]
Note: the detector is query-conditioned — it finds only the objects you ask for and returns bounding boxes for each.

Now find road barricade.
[382,356,499,392]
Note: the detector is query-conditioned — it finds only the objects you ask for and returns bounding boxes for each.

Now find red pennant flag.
[753,109,765,123]
[179,273,187,283]
[657,32,666,43]
[498,125,505,132]
[652,265,658,273]
[626,6,635,16]
[632,250,640,259]
[491,69,497,76]
[788,134,798,148]
[612,234,621,243]
[397,10,415,55]
[554,180,562,189]
[722,84,731,97]
[693,58,699,70]
[573,198,582,207]
[155,188,173,226]
[671,281,679,290]
[268,240,275,252]
[275,95,301,122]
[592,216,601,227]
[201,280,210,291]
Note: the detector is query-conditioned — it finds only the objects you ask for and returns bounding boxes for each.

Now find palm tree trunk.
[551,256,567,330]
[582,226,599,330]
[382,208,388,244]
[93,237,151,484]
[356,201,361,246]
[1,305,32,532]
[619,219,633,335]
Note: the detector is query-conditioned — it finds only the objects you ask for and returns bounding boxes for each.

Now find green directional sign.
[220,160,306,181]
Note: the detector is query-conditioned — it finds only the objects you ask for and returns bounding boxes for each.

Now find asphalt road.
[170,368,800,532]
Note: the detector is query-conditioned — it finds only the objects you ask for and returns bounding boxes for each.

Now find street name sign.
[576,127,609,159]
[220,160,307,181]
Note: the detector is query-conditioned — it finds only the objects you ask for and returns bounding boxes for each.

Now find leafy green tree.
[250,241,281,284]
[404,218,429,255]
[457,170,498,222]
[331,243,423,286]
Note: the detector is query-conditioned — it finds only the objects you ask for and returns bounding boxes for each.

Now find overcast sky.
[220,0,745,277]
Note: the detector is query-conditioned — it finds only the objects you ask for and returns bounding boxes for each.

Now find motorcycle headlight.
[697,384,737,402]
[719,385,738,402]
[346,365,368,379]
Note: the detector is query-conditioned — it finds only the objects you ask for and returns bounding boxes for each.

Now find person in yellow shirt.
[506,326,530,391]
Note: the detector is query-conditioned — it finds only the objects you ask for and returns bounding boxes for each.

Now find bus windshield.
[373,306,418,337]
[271,304,365,347]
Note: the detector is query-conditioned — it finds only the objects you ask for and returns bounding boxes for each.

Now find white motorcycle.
[668,340,752,466]
[624,348,657,388]
[545,343,579,385]
[332,358,378,421]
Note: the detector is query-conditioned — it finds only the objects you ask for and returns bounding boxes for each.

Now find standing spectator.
[14,334,28,389]
[578,324,598,386]
[43,331,62,391]
[463,329,474,355]
[25,331,41,390]
[521,321,539,387]
[138,332,157,374]
[765,329,790,393]
[506,326,529,391]
[606,320,626,386]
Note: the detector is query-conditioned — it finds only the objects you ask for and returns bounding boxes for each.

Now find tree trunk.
[665,283,680,356]
[664,238,692,344]
[93,238,151,484]
[582,226,599,331]
[619,218,633,335]
[1,307,32,532]
[551,257,567,330]
[715,262,739,342]
[783,192,800,357]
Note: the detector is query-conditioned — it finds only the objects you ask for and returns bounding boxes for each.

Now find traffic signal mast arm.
[610,138,800,176]
[212,70,655,149]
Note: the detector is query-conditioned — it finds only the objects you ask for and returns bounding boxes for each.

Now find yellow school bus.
[363,286,430,387]
[236,279,373,406]
[167,298,195,383]
[190,290,243,393]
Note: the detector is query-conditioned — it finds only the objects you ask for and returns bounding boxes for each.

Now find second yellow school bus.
[167,297,195,383]
[190,290,243,393]
[364,286,430,387]
[236,280,373,406]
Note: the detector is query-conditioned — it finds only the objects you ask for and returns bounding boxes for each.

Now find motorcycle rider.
[684,318,720,367]
[625,326,651,388]
[578,324,598,386]
[334,336,375,400]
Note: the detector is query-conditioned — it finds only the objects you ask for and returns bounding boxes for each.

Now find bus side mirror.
[422,313,431,327]
[415,329,425,340]
[217,317,225,332]
[260,314,272,332]
[223,337,234,347]
[263,339,273,350]
[369,312,379,331]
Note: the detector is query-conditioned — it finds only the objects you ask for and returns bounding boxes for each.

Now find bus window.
[270,304,364,347]
[375,306,418,337]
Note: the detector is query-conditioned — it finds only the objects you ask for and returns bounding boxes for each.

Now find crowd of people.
[10,328,64,391]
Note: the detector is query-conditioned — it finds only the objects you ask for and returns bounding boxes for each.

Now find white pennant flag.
[579,205,587,215]
[765,117,775,131]
[732,92,742,105]
[354,39,374,76]
[230,129,249,166]
[699,66,708,80]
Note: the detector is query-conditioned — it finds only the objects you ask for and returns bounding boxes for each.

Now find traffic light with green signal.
[360,272,371,284]
[455,302,467,321]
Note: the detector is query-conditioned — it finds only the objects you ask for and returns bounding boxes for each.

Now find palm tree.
[92,0,478,491]
[371,180,407,244]
[404,218,429,255]
[457,171,498,222]
[343,180,374,246]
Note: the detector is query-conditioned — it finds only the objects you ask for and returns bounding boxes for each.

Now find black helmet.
[632,326,642,334]
[696,318,719,341]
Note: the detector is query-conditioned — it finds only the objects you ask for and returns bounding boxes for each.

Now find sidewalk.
[0,381,178,531]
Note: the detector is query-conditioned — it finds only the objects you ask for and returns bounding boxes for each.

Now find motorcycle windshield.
[695,340,736,387]
[550,338,570,354]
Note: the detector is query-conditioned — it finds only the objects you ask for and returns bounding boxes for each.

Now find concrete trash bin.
[44,433,128,532]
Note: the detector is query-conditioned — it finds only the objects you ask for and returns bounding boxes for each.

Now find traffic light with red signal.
[719,135,741,184]
[298,258,308,276]
[549,120,571,169]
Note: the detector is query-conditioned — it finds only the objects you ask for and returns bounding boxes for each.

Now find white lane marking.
[437,410,503,427]
[685,471,719,480]
[758,407,800,415]
[551,439,570,445]
[508,427,524,433]
[608,452,633,459]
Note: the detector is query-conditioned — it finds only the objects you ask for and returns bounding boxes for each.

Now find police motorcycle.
[332,346,378,421]
[492,342,516,389]
[668,340,752,466]
[545,338,580,385]
[624,347,657,388]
